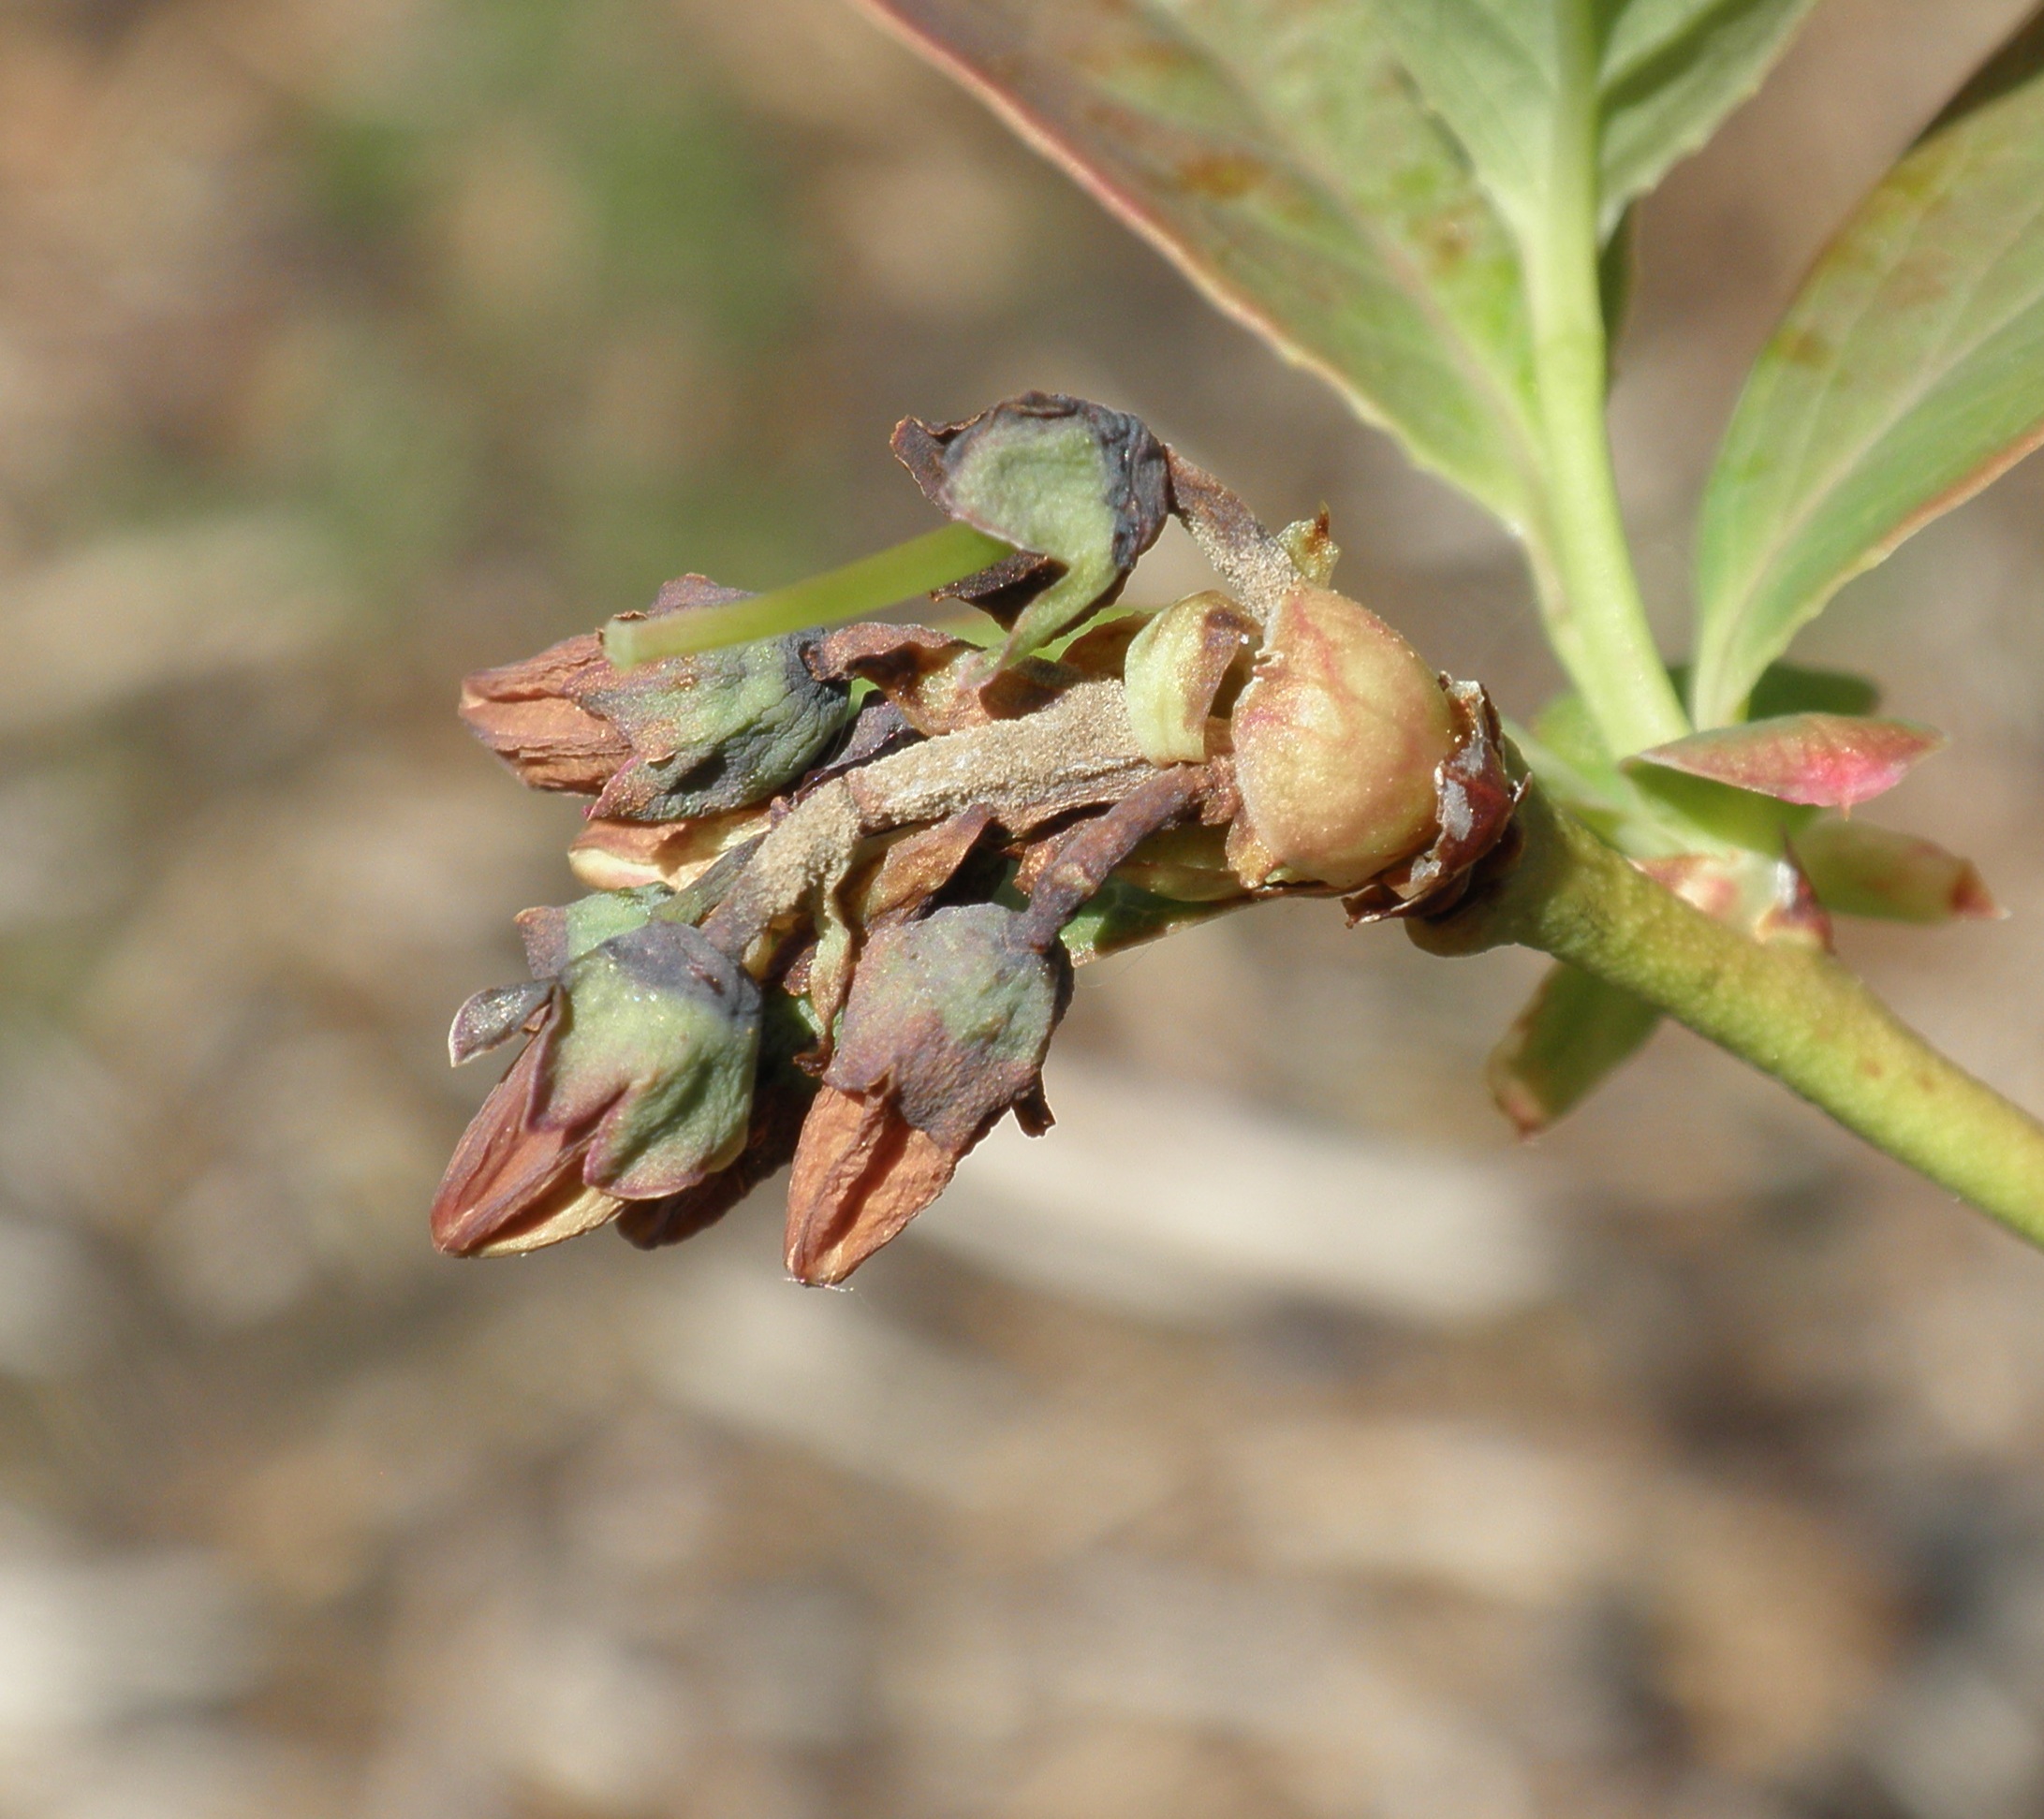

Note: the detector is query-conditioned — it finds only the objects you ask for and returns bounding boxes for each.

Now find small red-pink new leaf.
[1630,713,1944,808]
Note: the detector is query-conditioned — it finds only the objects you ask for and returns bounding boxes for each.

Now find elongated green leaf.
[1598,0,1816,232]
[1691,21,2044,726]
[1377,0,1812,243]
[855,0,1548,535]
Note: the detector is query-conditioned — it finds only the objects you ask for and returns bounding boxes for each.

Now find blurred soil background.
[3,0,2044,1813]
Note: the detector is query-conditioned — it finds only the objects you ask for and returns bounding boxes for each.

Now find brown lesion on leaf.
[1170,149,1266,201]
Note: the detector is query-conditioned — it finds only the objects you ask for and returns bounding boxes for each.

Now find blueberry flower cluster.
[434,395,1518,1282]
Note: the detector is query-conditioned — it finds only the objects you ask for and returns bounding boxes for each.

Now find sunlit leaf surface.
[858,0,1548,535]
[1378,0,1812,241]
[1691,14,2044,726]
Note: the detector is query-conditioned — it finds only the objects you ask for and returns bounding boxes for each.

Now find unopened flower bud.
[786,903,1067,1284]
[462,577,853,822]
[1228,585,1457,889]
[1123,592,1257,764]
[541,919,761,1196]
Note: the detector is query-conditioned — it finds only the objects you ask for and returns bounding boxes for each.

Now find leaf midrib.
[1125,0,1550,509]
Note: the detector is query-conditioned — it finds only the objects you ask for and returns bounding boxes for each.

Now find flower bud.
[538,919,762,1197]
[1122,592,1257,764]
[462,577,853,823]
[891,392,1169,663]
[1228,585,1457,889]
[785,903,1067,1284]
[617,986,822,1251]
[430,918,761,1257]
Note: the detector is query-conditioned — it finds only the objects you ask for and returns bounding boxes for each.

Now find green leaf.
[856,0,1548,536]
[1628,713,1944,808]
[1487,961,1660,1134]
[1376,0,1812,243]
[1597,0,1816,233]
[1690,15,2044,726]
[1793,821,2000,925]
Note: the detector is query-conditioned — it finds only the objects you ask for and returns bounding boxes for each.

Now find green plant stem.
[603,522,1012,667]
[1413,782,2044,1238]
[1522,7,1689,758]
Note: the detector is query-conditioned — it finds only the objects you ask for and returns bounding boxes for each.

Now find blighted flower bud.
[541,919,761,1196]
[1228,585,1458,890]
[785,903,1068,1284]
[618,987,821,1251]
[432,391,1529,1281]
[461,577,853,823]
[892,392,1169,664]
[431,917,761,1256]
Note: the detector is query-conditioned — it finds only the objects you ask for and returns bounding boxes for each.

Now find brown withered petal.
[467,1179,625,1258]
[809,623,989,735]
[565,820,674,892]
[784,1086,961,1285]
[461,636,632,792]
[567,806,771,893]
[432,1036,608,1256]
[856,805,997,927]
[931,546,1061,620]
[1015,766,1205,947]
[809,623,1066,733]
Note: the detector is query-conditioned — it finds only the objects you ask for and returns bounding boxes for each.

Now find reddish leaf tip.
[1631,712,1945,808]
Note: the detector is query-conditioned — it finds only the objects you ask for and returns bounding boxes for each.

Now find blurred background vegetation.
[6,0,2044,1814]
